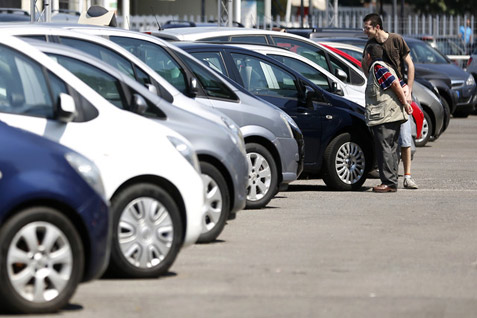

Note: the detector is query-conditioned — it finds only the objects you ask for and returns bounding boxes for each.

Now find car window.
[338,48,364,61]
[58,37,137,79]
[407,41,448,64]
[109,36,188,94]
[0,44,54,118]
[269,54,331,91]
[230,52,299,99]
[201,36,230,42]
[175,50,238,101]
[187,51,227,75]
[21,35,48,42]
[230,36,268,44]
[47,54,126,109]
[271,36,330,72]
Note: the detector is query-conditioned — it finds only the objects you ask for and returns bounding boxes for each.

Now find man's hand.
[404,102,413,115]
[402,85,412,104]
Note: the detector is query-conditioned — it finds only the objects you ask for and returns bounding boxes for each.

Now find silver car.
[60,24,304,209]
[24,38,249,244]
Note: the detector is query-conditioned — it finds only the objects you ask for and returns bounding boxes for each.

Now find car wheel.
[322,132,369,190]
[108,183,183,278]
[197,162,230,243]
[245,142,278,209]
[415,110,432,147]
[0,207,83,314]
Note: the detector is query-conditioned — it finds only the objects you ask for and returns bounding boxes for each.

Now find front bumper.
[79,195,111,282]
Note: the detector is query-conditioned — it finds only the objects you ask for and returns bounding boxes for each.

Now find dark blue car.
[0,122,110,314]
[177,42,375,190]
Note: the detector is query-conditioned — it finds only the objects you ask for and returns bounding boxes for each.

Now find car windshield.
[407,41,449,64]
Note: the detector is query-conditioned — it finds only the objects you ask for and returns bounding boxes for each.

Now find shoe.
[403,177,419,189]
[373,184,397,193]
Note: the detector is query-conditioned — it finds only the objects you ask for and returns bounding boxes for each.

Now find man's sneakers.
[403,176,419,189]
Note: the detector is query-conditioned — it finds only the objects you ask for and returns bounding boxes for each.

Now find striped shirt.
[373,64,407,90]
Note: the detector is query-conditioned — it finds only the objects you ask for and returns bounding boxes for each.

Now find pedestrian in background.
[459,18,473,54]
[362,13,419,190]
[364,44,413,192]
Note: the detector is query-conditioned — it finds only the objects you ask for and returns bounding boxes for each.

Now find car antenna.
[152,7,162,30]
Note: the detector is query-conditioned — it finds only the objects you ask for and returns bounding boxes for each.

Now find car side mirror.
[57,93,76,123]
[335,69,348,82]
[189,77,199,97]
[146,83,158,95]
[304,85,317,109]
[131,94,148,115]
[332,82,344,96]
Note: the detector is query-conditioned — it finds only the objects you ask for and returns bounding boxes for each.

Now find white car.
[0,34,205,278]
[235,43,365,106]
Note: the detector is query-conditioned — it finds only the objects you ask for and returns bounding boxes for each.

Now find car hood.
[415,63,469,82]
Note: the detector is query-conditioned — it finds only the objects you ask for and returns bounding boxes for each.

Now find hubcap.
[119,197,173,269]
[416,118,429,143]
[335,141,365,185]
[7,222,73,303]
[246,152,271,201]
[201,173,223,232]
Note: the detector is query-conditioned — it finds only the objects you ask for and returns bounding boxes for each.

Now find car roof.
[151,26,301,41]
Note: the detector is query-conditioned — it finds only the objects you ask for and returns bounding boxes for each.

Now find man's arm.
[404,54,414,103]
[391,80,413,115]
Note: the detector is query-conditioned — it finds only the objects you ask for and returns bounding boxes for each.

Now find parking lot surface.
[9,116,477,318]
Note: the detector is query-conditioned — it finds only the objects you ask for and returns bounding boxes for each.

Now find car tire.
[415,110,432,147]
[322,132,369,191]
[245,142,278,209]
[107,183,183,278]
[197,162,230,243]
[0,207,83,314]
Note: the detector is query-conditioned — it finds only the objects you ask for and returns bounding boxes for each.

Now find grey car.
[25,38,249,244]
[59,24,304,209]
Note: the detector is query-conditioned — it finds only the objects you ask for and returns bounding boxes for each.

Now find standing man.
[362,13,419,190]
[364,44,413,192]
[459,18,472,54]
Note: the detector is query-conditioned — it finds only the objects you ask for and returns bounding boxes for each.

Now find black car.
[403,36,476,117]
[177,42,375,191]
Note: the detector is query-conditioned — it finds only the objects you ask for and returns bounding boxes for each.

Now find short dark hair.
[363,13,383,29]
[366,43,383,62]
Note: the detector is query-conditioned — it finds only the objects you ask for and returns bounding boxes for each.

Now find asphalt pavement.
[6,115,477,318]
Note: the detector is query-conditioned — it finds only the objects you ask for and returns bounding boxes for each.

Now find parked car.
[57,24,304,209]
[150,27,367,90]
[0,34,205,279]
[0,8,30,22]
[178,41,377,190]
[404,36,476,117]
[0,121,109,314]
[28,38,247,243]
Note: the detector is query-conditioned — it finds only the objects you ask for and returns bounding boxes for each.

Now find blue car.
[178,42,375,190]
[0,122,110,314]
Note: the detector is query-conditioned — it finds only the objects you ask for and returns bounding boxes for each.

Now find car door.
[222,50,326,167]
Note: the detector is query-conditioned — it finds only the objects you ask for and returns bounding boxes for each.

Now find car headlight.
[466,74,475,86]
[222,116,246,155]
[167,135,201,172]
[65,152,106,199]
